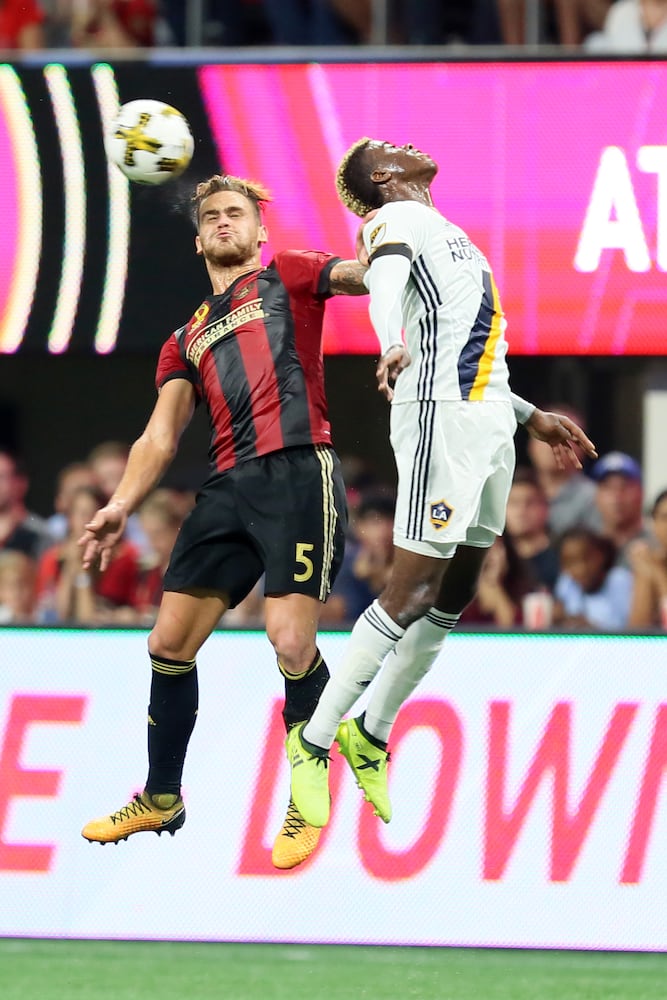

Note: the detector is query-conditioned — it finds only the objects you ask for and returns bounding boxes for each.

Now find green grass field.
[1,939,666,1000]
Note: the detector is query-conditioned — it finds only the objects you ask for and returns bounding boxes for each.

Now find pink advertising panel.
[1,629,667,950]
[200,62,667,355]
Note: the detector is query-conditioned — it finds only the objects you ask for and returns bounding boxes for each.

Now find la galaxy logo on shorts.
[430,499,454,530]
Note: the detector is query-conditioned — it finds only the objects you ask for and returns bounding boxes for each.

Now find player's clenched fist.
[376,344,411,401]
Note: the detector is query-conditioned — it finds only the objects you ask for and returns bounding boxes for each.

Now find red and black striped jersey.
[155,250,340,473]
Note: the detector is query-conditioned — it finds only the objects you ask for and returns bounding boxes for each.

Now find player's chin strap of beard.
[278,650,330,732]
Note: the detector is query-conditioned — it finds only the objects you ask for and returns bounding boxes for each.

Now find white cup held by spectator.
[522,591,554,630]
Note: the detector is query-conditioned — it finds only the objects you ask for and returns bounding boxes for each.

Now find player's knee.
[395,598,434,629]
[267,623,315,676]
[148,624,192,663]
[381,579,440,629]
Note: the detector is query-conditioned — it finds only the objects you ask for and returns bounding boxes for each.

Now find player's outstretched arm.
[79,378,196,570]
[329,259,369,296]
[525,408,598,471]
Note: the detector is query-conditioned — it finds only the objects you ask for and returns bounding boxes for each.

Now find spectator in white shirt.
[585,0,667,51]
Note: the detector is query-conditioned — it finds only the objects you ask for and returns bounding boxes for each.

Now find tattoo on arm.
[329,260,368,296]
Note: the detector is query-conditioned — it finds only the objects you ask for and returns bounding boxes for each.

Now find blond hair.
[139,488,183,527]
[191,175,272,228]
[87,440,130,465]
[335,137,380,218]
[0,550,36,584]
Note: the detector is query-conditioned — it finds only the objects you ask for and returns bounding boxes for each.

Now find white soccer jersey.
[363,201,512,404]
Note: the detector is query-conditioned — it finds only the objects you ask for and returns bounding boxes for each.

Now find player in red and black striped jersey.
[79,174,368,868]
[157,248,338,472]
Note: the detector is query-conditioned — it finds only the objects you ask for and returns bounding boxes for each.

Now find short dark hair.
[191,175,272,229]
[652,488,667,517]
[0,448,26,479]
[336,138,384,218]
[511,466,546,499]
[357,489,396,520]
[557,527,616,574]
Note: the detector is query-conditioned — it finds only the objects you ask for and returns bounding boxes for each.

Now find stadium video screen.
[0,59,665,355]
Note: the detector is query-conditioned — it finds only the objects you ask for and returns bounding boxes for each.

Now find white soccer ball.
[105,99,194,186]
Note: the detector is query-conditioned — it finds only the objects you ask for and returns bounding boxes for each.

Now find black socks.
[145,653,198,797]
[279,649,330,732]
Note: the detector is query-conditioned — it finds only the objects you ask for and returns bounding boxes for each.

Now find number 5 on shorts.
[294,542,314,582]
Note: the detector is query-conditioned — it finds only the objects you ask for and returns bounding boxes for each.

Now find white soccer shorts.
[390,399,517,559]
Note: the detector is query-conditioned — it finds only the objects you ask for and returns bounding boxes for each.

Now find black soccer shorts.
[163,444,348,607]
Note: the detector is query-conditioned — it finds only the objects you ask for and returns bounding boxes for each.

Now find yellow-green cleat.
[336,717,392,823]
[286,722,330,828]
[81,791,185,844]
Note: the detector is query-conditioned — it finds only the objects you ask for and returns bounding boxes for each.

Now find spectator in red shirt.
[67,0,156,47]
[0,0,45,48]
[132,489,185,623]
[36,485,140,624]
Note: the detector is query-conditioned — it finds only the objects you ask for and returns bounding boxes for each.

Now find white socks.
[364,608,459,743]
[303,600,405,749]
[303,602,461,750]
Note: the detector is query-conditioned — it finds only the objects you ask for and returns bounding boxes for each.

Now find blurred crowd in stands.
[0,442,195,628]
[1,1,665,630]
[1,0,666,52]
[2,408,667,632]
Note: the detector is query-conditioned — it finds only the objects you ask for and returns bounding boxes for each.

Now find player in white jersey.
[286,138,598,829]
[365,194,516,556]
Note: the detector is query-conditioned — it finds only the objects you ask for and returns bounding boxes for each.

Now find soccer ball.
[105,99,194,186]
